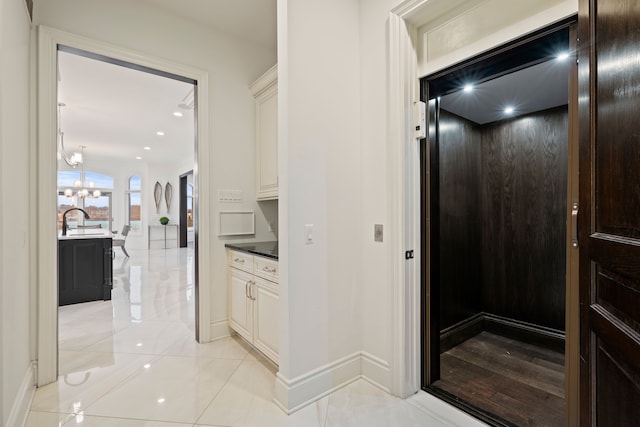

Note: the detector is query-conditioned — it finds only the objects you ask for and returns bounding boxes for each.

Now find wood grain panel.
[438,109,483,330]
[590,233,640,280]
[481,107,568,330]
[578,0,640,423]
[597,270,640,334]
[595,0,640,239]
[596,344,640,426]
[589,304,640,372]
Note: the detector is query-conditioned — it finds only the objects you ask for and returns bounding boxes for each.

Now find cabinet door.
[256,87,278,200]
[59,238,106,306]
[228,268,253,341]
[253,277,279,363]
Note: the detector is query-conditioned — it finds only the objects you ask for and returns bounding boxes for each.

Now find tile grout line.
[192,356,248,426]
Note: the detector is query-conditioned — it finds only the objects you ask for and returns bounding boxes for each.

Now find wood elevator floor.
[432,331,565,426]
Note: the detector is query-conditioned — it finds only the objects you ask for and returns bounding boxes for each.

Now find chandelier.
[63,146,102,200]
[57,102,83,167]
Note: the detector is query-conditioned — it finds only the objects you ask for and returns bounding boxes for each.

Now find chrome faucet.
[62,208,90,236]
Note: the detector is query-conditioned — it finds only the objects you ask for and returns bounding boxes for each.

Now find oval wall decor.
[154,181,162,213]
[165,182,173,213]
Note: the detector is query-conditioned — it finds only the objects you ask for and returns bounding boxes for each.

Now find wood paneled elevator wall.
[439,106,568,333]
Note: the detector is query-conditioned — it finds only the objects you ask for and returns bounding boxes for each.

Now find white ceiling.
[138,0,277,50]
[56,1,277,168]
[57,50,196,165]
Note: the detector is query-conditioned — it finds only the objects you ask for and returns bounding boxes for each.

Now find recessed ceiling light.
[557,51,570,61]
[156,131,165,136]
[144,146,151,150]
[463,84,474,93]
[504,106,515,114]
[136,156,142,160]
[157,397,166,404]
[173,111,183,117]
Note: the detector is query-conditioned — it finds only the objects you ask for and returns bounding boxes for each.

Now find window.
[127,175,142,231]
[57,171,114,230]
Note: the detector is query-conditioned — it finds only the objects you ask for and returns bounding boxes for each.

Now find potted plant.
[159,216,170,225]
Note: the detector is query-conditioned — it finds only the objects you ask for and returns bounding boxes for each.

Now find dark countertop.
[225,241,278,260]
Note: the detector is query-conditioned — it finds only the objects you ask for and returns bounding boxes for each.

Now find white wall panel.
[1,0,32,424]
[276,0,362,408]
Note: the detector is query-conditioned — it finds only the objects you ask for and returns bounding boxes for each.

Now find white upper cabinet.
[250,65,278,200]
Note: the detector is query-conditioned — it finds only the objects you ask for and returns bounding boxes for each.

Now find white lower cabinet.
[227,250,279,364]
[253,277,279,361]
[229,268,253,342]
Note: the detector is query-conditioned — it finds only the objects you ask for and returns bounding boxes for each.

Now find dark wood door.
[578,0,640,424]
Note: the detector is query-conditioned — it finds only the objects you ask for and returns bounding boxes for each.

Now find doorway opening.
[420,20,578,426]
[179,171,194,248]
[55,45,199,367]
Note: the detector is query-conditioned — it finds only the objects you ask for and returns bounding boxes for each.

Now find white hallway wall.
[33,0,277,335]
[276,0,367,411]
[277,0,425,409]
[0,0,32,425]
[359,0,403,389]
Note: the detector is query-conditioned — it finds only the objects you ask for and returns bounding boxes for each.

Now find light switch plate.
[374,224,383,242]
[305,224,314,244]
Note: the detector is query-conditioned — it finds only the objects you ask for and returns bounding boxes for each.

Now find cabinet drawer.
[229,250,253,273]
[253,256,278,282]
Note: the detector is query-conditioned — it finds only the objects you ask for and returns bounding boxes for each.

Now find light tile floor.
[27,246,485,427]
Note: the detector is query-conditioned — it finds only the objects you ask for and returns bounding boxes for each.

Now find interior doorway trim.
[36,25,211,386]
[388,2,422,399]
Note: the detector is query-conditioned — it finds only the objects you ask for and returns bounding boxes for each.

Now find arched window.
[127,175,142,230]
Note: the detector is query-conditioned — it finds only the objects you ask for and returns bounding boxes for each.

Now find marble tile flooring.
[27,246,485,427]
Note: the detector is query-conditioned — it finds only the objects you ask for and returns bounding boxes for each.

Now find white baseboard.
[273,352,392,414]
[274,352,361,414]
[210,320,231,341]
[361,351,392,393]
[5,361,36,427]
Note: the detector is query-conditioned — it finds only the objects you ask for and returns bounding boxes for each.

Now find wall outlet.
[374,224,383,242]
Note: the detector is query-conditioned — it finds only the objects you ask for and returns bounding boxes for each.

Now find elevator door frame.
[420,20,580,427]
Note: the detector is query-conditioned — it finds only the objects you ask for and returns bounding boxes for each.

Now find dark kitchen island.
[58,229,113,306]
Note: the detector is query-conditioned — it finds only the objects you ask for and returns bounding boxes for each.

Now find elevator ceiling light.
[557,51,570,61]
[463,84,474,93]
[504,106,515,114]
